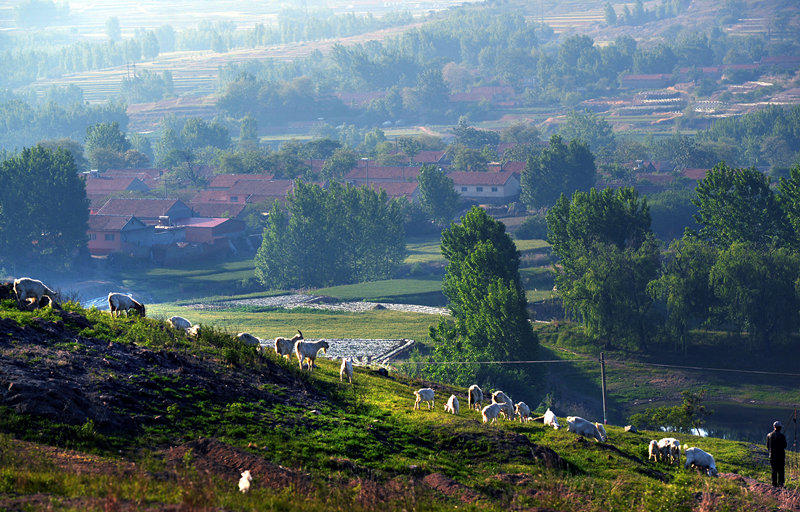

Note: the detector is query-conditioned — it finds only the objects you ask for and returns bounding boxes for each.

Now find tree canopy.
[0,146,88,270]
[521,135,596,209]
[255,181,406,289]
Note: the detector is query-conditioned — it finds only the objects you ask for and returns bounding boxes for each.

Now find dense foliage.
[521,135,596,209]
[0,146,88,270]
[547,188,659,350]
[416,164,461,227]
[426,207,538,395]
[254,181,406,289]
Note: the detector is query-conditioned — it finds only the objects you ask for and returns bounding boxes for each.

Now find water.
[659,401,799,445]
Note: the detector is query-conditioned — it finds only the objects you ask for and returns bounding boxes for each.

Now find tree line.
[549,162,800,353]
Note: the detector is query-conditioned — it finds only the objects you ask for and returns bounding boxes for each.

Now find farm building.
[448,171,521,204]
[96,198,194,226]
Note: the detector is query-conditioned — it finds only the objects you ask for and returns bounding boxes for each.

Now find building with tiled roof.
[87,215,154,256]
[189,202,248,219]
[96,198,193,225]
[365,182,420,201]
[208,173,274,190]
[225,180,295,203]
[412,150,448,164]
[346,165,421,184]
[85,176,151,196]
[448,171,521,204]
[173,217,246,244]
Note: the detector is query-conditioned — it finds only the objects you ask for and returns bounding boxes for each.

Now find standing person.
[767,420,787,487]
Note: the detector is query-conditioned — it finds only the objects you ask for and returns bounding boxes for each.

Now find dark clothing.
[767,429,787,487]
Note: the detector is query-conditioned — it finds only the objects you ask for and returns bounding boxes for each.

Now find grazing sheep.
[596,423,608,443]
[468,384,484,411]
[107,292,145,317]
[295,339,328,371]
[413,388,435,410]
[543,408,561,429]
[481,403,503,424]
[14,278,59,310]
[566,416,607,442]
[491,391,515,421]
[514,402,532,423]
[167,316,192,330]
[444,394,459,415]
[340,358,353,383]
[237,332,260,346]
[658,437,681,465]
[648,440,660,463]
[684,447,718,476]
[238,470,252,493]
[187,324,202,339]
[275,330,303,358]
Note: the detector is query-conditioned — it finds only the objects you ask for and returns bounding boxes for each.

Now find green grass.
[145,303,438,342]
[315,278,445,305]
[0,303,794,510]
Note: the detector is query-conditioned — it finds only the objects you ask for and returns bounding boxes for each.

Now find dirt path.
[183,294,450,316]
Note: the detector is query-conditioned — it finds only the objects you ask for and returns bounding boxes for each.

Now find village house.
[95,198,194,225]
[346,164,422,185]
[448,171,521,204]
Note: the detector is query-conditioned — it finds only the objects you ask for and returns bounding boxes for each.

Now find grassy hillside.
[0,299,795,511]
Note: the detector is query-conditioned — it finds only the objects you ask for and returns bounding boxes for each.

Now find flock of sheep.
[411,384,719,477]
[12,277,720,479]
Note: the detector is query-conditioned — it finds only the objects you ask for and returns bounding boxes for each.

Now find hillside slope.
[0,299,797,510]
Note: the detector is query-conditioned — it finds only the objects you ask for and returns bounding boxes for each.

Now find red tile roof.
[447,171,518,186]
[96,198,191,218]
[208,173,274,189]
[190,202,247,218]
[226,180,295,198]
[174,217,231,229]
[412,150,447,163]
[87,214,146,232]
[346,166,421,181]
[85,176,149,194]
[365,182,419,199]
[105,168,167,179]
[191,190,247,203]
[682,168,708,180]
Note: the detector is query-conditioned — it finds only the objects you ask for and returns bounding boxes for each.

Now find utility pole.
[600,352,607,425]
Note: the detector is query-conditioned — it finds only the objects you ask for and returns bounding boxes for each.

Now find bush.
[516,214,548,239]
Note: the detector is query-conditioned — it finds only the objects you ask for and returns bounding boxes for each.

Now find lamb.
[237,332,260,346]
[275,330,304,358]
[444,394,459,415]
[413,388,435,410]
[684,447,718,476]
[514,402,531,423]
[491,391,515,421]
[14,278,59,309]
[238,470,252,493]
[295,339,328,371]
[648,440,660,463]
[543,408,561,429]
[658,437,681,465]
[340,358,353,383]
[481,403,503,424]
[566,416,608,442]
[468,384,484,411]
[167,316,192,330]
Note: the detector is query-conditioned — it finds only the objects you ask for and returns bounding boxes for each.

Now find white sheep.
[295,339,328,371]
[413,388,435,410]
[187,324,202,338]
[340,358,353,383]
[444,394,459,415]
[14,278,58,309]
[648,440,660,462]
[491,391,515,421]
[107,292,145,317]
[481,403,502,424]
[468,384,483,411]
[658,437,681,465]
[566,416,607,442]
[514,402,531,423]
[237,332,260,346]
[684,447,718,476]
[596,422,608,443]
[167,316,192,330]
[238,469,252,493]
[543,408,561,429]
[275,330,303,358]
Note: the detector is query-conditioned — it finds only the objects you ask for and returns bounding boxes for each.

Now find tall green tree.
[320,147,357,182]
[521,135,596,209]
[85,122,131,172]
[709,243,800,348]
[0,146,88,269]
[547,187,659,349]
[558,109,616,160]
[427,206,538,393]
[417,164,461,226]
[255,181,405,289]
[693,162,791,249]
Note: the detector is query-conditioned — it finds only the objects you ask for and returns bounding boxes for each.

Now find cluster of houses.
[83,151,525,263]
